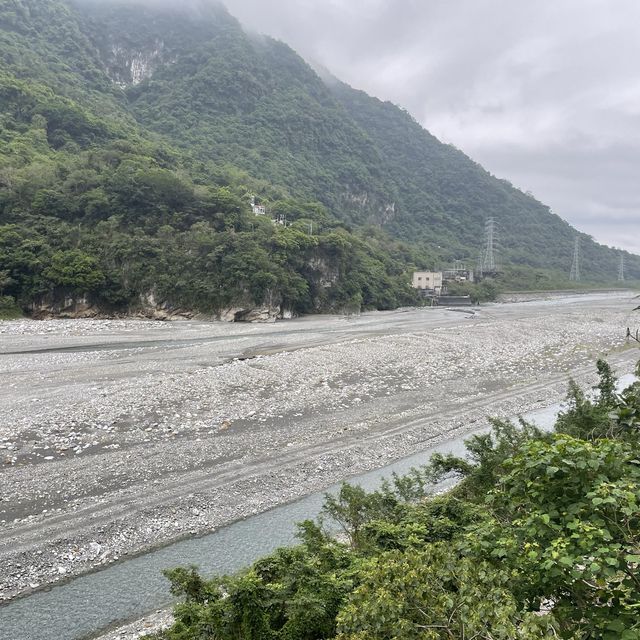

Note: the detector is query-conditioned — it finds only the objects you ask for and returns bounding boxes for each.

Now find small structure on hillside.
[250,195,266,216]
[412,269,474,306]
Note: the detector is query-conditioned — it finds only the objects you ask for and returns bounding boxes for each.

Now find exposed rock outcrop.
[28,293,291,323]
[29,295,100,320]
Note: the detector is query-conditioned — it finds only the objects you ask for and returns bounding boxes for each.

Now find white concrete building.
[250,195,266,215]
[411,271,443,293]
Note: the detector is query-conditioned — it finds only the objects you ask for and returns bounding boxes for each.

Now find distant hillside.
[85,0,398,222]
[82,0,639,284]
[329,81,638,285]
[0,0,637,320]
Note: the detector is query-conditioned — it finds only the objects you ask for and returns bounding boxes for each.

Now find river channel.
[0,397,573,640]
[1,294,636,640]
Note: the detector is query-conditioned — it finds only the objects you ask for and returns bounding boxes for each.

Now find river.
[0,393,599,640]
[0,293,637,639]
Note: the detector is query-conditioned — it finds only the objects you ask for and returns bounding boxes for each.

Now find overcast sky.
[217,0,639,254]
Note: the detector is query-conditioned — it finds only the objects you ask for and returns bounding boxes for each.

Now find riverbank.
[497,287,637,303]
[94,611,175,640]
[1,293,638,618]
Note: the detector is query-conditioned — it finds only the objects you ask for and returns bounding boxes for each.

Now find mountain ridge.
[0,0,637,320]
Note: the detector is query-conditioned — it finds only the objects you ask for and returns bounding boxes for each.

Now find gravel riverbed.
[1,293,638,622]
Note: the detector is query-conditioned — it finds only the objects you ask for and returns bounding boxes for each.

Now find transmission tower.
[618,253,625,282]
[482,217,497,273]
[569,237,581,282]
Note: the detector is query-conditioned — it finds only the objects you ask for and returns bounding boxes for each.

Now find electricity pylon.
[569,237,580,282]
[618,253,625,282]
[482,217,497,273]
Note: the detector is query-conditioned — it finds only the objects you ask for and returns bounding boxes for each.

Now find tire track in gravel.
[3,354,631,559]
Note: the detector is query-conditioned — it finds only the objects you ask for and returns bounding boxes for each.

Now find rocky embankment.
[27,293,290,322]
[96,611,175,640]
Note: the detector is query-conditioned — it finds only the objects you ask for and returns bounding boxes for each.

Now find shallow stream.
[0,373,635,640]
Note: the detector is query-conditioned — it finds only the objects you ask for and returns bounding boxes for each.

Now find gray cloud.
[220,0,639,254]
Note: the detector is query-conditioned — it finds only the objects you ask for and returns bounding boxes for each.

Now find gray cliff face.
[29,291,290,323]
[76,1,237,90]
[106,43,165,87]
[342,190,397,226]
[308,257,339,290]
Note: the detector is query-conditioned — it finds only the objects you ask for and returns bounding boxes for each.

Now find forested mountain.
[330,82,618,277]
[85,0,399,225]
[0,0,637,319]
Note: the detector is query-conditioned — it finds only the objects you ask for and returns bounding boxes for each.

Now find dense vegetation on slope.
[84,0,638,285]
[78,0,398,222]
[330,82,634,286]
[154,359,640,639]
[0,0,637,318]
[0,0,426,317]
